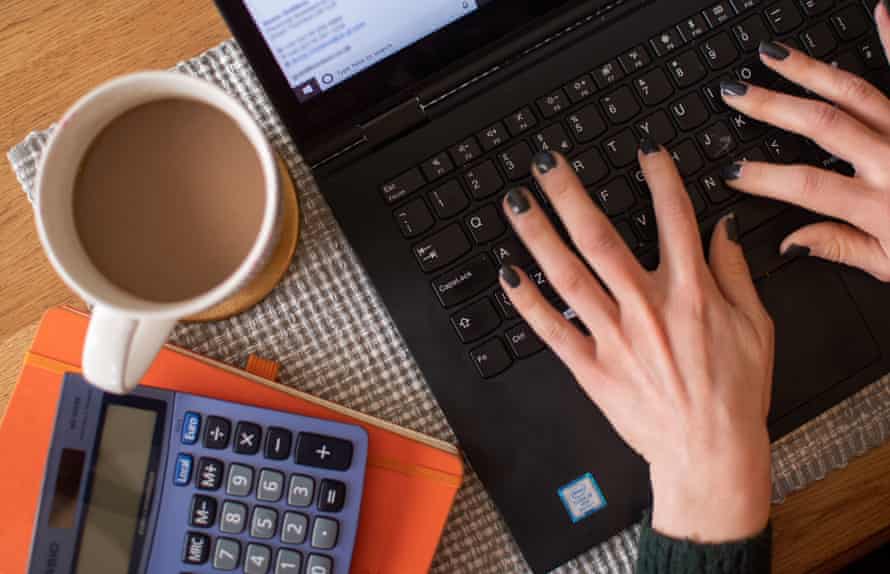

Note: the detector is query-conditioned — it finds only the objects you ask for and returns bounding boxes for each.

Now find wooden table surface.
[1,2,889,572]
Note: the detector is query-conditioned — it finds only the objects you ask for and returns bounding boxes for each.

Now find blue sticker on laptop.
[558,473,607,523]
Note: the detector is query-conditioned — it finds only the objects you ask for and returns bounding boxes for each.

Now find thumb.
[709,213,763,316]
[781,222,890,282]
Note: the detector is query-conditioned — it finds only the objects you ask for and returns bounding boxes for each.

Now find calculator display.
[74,404,159,574]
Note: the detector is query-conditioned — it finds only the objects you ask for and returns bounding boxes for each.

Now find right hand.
[720,3,890,282]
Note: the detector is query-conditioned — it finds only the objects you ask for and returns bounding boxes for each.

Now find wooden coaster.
[186,156,300,323]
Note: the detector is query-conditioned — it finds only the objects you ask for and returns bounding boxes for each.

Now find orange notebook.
[0,307,463,573]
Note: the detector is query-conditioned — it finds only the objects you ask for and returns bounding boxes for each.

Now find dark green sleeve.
[636,512,772,574]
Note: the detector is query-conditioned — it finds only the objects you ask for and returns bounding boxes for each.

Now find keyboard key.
[668,51,708,88]
[630,166,651,198]
[634,68,675,105]
[264,427,292,460]
[566,104,607,142]
[765,132,801,163]
[499,142,534,181]
[527,267,558,300]
[704,2,737,28]
[478,122,509,151]
[616,220,640,251]
[245,544,272,574]
[505,323,546,358]
[731,0,762,12]
[801,22,838,58]
[698,121,737,160]
[184,532,211,565]
[470,338,513,378]
[565,75,597,103]
[450,137,482,166]
[832,6,870,40]
[312,518,339,550]
[736,55,782,87]
[276,549,303,574]
[432,253,497,307]
[801,0,834,16]
[504,107,538,136]
[394,198,434,238]
[601,86,641,124]
[701,171,736,203]
[703,78,731,112]
[190,495,217,528]
[428,180,469,219]
[570,148,610,186]
[603,129,638,167]
[234,422,261,455]
[861,37,887,70]
[832,50,867,76]
[181,412,201,444]
[733,15,771,52]
[701,32,740,70]
[257,469,285,502]
[174,453,193,486]
[492,237,533,269]
[591,177,636,215]
[466,205,506,244]
[196,457,224,491]
[593,60,625,89]
[685,182,709,215]
[452,299,501,343]
[533,124,573,154]
[632,209,658,242]
[735,146,769,163]
[226,463,253,497]
[295,433,354,471]
[281,512,309,544]
[670,140,706,177]
[619,45,652,73]
[421,153,454,181]
[318,479,347,512]
[381,168,425,204]
[306,554,334,574]
[220,501,248,534]
[670,93,710,131]
[729,112,769,142]
[635,110,677,144]
[287,474,315,507]
[538,89,569,118]
[765,0,803,34]
[493,288,519,319]
[251,507,278,539]
[678,14,709,41]
[464,161,504,199]
[203,416,231,449]
[651,28,685,56]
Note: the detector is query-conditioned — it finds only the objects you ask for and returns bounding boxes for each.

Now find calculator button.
[196,458,224,491]
[183,532,211,565]
[173,454,193,486]
[275,549,303,574]
[226,463,254,497]
[244,544,272,574]
[281,512,309,544]
[250,507,279,539]
[287,474,315,507]
[257,469,285,502]
[213,538,241,571]
[305,555,333,574]
[264,427,292,460]
[190,495,217,528]
[203,416,231,449]
[181,412,201,444]
[234,422,262,455]
[295,433,353,471]
[317,480,347,513]
[220,501,247,534]
[311,517,339,550]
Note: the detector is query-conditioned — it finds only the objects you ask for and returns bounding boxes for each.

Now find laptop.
[214,1,890,571]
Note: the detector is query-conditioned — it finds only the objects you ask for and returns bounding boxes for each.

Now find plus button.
[315,445,331,460]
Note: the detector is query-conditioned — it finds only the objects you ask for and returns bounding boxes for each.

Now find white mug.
[34,72,281,395]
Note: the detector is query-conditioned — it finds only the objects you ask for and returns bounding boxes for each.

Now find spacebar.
[700,197,790,242]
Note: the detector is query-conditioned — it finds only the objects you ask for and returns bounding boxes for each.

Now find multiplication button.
[234,422,262,455]
[295,433,353,471]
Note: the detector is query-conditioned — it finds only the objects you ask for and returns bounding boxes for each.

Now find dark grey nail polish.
[721,162,743,181]
[506,188,531,215]
[500,265,521,288]
[532,151,557,174]
[725,212,740,244]
[783,244,811,258]
[639,136,660,155]
[884,0,890,13]
[759,41,790,61]
[720,80,749,97]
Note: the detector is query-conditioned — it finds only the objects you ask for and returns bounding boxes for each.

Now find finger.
[877,1,890,68]
[780,222,890,282]
[720,80,890,177]
[722,161,883,233]
[531,151,651,302]
[708,213,763,317]
[638,138,705,274]
[756,40,890,136]
[502,187,619,330]
[498,265,600,376]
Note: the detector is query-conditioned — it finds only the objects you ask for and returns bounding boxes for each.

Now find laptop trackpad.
[756,259,880,423]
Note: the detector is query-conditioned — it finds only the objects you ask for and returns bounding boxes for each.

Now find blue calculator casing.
[27,373,368,574]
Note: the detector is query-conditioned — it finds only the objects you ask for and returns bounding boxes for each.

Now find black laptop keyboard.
[380,0,889,379]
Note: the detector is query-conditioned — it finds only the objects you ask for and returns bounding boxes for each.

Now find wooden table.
[1,2,888,572]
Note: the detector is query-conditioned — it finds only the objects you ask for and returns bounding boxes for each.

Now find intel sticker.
[558,473,607,523]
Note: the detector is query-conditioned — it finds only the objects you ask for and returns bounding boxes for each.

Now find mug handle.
[82,305,177,394]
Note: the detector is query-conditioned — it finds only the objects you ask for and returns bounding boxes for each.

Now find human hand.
[499,147,774,543]
[719,2,890,282]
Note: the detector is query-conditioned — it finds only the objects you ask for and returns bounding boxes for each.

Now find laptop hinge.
[361,97,428,149]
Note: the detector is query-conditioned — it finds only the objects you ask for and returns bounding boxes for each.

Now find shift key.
[413,224,471,272]
[432,254,497,307]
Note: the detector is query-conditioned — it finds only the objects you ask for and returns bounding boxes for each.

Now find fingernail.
[759,41,790,61]
[532,151,557,174]
[782,244,811,258]
[720,79,749,97]
[884,0,890,13]
[725,212,740,245]
[721,162,743,181]
[500,265,521,288]
[639,136,660,155]
[506,188,531,215]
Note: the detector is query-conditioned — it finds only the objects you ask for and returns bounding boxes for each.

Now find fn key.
[470,339,512,378]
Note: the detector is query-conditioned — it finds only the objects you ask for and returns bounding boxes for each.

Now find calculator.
[27,373,368,574]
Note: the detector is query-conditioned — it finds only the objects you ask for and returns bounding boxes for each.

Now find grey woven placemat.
[9,40,890,573]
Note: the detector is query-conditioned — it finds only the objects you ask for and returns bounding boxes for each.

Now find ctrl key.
[470,338,512,378]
